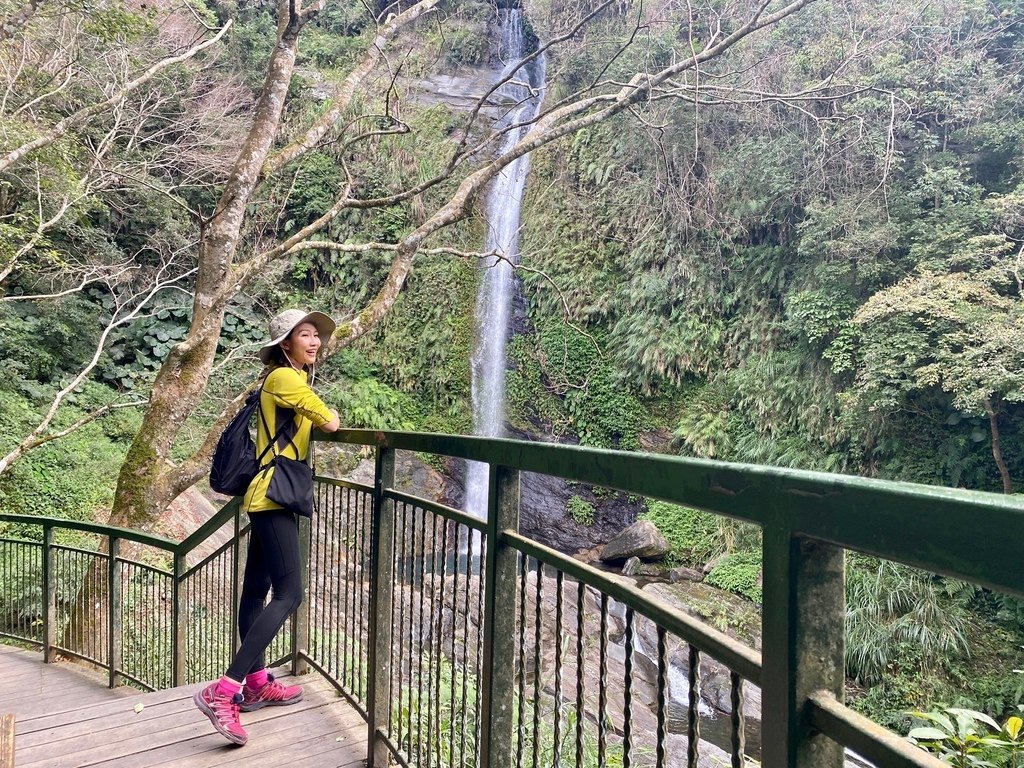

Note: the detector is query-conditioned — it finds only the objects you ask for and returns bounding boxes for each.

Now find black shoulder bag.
[257,403,315,518]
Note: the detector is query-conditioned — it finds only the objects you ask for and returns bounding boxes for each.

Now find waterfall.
[463,10,546,520]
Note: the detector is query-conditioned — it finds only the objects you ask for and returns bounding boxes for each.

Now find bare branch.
[0,264,197,476]
[0,20,232,173]
[261,0,440,177]
[2,262,138,302]
[285,239,499,260]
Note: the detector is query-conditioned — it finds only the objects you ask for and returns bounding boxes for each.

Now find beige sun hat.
[258,308,337,364]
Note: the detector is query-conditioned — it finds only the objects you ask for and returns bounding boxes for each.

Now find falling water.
[464,11,546,520]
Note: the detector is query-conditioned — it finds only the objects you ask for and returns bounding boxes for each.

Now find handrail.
[505,530,762,684]
[177,496,241,554]
[0,513,178,552]
[319,429,1024,598]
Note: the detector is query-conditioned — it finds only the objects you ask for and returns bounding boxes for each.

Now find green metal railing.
[0,498,291,689]
[2,429,1023,768]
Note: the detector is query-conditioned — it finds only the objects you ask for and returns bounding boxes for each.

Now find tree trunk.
[108,1,304,529]
[983,397,1013,494]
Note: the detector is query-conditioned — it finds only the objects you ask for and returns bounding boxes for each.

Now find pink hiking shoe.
[194,682,248,745]
[240,673,303,711]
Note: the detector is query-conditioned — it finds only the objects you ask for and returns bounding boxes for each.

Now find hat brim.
[258,311,337,364]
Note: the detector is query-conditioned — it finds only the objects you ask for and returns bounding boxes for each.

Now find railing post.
[42,525,54,663]
[479,464,520,768]
[366,446,396,768]
[292,515,311,676]
[761,527,845,767]
[107,536,121,688]
[172,551,186,687]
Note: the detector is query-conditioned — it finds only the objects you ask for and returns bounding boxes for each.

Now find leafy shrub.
[566,495,594,526]
[505,334,564,431]
[0,390,128,521]
[846,559,972,688]
[536,322,648,449]
[442,26,488,67]
[908,707,1024,767]
[705,550,762,603]
[0,294,101,385]
[327,378,422,431]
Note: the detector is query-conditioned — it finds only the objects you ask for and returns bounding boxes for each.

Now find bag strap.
[254,385,295,466]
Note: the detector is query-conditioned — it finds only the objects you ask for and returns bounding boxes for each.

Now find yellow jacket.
[242,366,334,513]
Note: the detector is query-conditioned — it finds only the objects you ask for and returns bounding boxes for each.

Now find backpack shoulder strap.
[255,385,292,465]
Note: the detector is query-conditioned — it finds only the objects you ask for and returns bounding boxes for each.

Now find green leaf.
[908,727,952,740]
[948,708,1000,732]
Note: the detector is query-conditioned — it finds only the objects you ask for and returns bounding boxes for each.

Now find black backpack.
[209,384,284,496]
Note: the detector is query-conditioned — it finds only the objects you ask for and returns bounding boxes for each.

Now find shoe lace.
[212,692,243,721]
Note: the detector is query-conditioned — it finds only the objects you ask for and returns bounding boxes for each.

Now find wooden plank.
[16,668,322,741]
[17,690,332,767]
[2,643,367,768]
[135,707,367,768]
[78,700,364,768]
[0,713,14,768]
[17,673,361,768]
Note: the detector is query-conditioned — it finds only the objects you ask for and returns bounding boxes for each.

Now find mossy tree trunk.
[106,0,442,529]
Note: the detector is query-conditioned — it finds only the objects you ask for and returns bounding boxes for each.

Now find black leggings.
[225,510,303,681]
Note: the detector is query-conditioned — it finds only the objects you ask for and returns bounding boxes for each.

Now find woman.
[194,308,341,746]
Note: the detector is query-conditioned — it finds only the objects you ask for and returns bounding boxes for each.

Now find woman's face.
[280,322,321,366]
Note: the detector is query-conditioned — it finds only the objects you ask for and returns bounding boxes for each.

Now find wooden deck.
[0,644,367,767]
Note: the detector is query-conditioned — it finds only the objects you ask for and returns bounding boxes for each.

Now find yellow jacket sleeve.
[264,367,334,426]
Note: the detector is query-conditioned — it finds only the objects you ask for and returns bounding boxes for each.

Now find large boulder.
[599,520,671,563]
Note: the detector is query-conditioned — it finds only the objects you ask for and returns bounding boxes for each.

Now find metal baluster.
[343,487,352,690]
[457,527,472,768]
[575,582,585,768]
[516,550,527,768]
[395,501,409,754]
[532,561,543,768]
[334,485,343,682]
[108,537,120,688]
[416,508,428,768]
[43,526,53,662]
[423,512,434,768]
[553,571,564,768]
[474,528,486,767]
[448,522,462,768]
[623,606,633,768]
[656,628,668,768]
[357,488,366,700]
[598,594,608,768]
[388,491,399,742]
[688,645,701,768]
[433,516,449,768]
[730,672,745,768]
[316,484,326,668]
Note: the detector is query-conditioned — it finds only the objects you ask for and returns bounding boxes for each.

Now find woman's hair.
[266,344,289,367]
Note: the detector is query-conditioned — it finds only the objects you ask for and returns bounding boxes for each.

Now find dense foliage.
[519,0,1024,491]
[516,0,1024,729]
